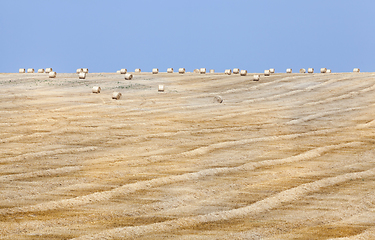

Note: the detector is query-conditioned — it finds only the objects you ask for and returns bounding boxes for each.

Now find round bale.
[179,68,185,74]
[308,68,314,73]
[233,68,240,74]
[327,69,332,73]
[92,86,101,93]
[269,68,275,74]
[49,71,56,78]
[240,70,247,76]
[158,85,164,92]
[167,68,174,73]
[353,68,360,72]
[253,74,260,81]
[152,68,159,74]
[225,69,232,75]
[37,69,44,73]
[320,68,327,73]
[124,73,133,80]
[300,68,306,73]
[209,69,215,73]
[135,68,141,73]
[19,68,25,73]
[76,68,83,73]
[27,68,34,73]
[45,68,52,73]
[193,69,200,73]
[200,68,206,74]
[286,68,292,73]
[79,72,86,79]
[112,92,122,100]
[83,68,89,73]
[264,70,270,76]
[120,69,127,74]
[116,70,121,74]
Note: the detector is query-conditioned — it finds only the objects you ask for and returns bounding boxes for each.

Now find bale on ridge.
[120,69,127,74]
[269,68,275,74]
[45,68,52,73]
[286,68,292,73]
[76,68,83,73]
[152,68,159,74]
[300,68,306,73]
[264,70,270,76]
[49,71,56,78]
[92,86,101,93]
[135,68,141,73]
[167,68,174,73]
[124,73,133,80]
[38,69,45,73]
[27,68,34,73]
[225,69,232,75]
[193,69,200,73]
[179,68,185,74]
[320,68,327,73]
[209,69,215,73]
[79,72,86,79]
[200,68,206,74]
[353,68,360,72]
[19,68,25,73]
[112,92,122,100]
[233,68,240,74]
[240,70,247,76]
[83,68,89,73]
[327,69,332,73]
[253,74,260,81]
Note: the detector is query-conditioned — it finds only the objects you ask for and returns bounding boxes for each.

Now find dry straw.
[193,69,200,73]
[124,73,133,80]
[158,85,164,92]
[320,68,327,73]
[286,68,292,73]
[200,68,206,74]
[37,69,44,73]
[209,69,215,73]
[308,68,314,73]
[83,68,89,73]
[179,68,185,74]
[300,68,306,73]
[120,69,127,74]
[240,70,247,76]
[167,68,174,73]
[327,69,332,73]
[79,72,86,79]
[264,70,270,76]
[225,69,232,75]
[233,68,240,74]
[135,68,141,73]
[19,68,25,73]
[27,68,34,73]
[76,68,83,73]
[269,68,275,74]
[152,68,159,74]
[92,86,101,93]
[49,71,56,78]
[116,70,121,74]
[112,92,122,100]
[353,68,360,72]
[253,74,260,81]
[45,68,52,73]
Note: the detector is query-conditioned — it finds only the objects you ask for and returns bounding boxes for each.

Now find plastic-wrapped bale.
[49,71,56,78]
[269,68,275,74]
[92,86,101,93]
[158,85,164,92]
[300,68,306,73]
[124,73,133,80]
[37,69,44,73]
[27,68,34,73]
[286,68,292,73]
[167,68,174,73]
[225,69,232,75]
[83,68,89,73]
[240,70,247,76]
[327,69,332,73]
[213,96,223,103]
[353,68,360,72]
[320,68,327,73]
[152,68,159,74]
[253,74,260,81]
[76,68,83,73]
[79,72,86,79]
[264,70,270,76]
[209,69,215,73]
[112,92,122,100]
[233,68,240,74]
[308,68,314,73]
[200,68,206,74]
[135,68,141,73]
[179,68,185,74]
[45,68,52,73]
[120,69,127,74]
[193,69,200,73]
[19,68,25,73]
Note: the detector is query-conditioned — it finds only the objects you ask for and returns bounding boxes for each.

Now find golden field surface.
[0,71,375,239]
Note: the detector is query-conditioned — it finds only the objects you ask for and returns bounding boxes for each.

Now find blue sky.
[1,0,374,73]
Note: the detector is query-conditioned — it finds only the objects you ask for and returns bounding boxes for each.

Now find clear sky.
[1,0,374,73]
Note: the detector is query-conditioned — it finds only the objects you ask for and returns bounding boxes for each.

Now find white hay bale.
[92,86,101,93]
[286,68,292,73]
[300,68,306,73]
[209,69,215,73]
[158,85,164,92]
[233,68,240,74]
[269,68,275,74]
[320,68,327,73]
[124,73,133,80]
[308,68,314,73]
[112,92,121,100]
[178,68,185,74]
[327,69,331,73]
[264,70,270,76]
[116,70,121,74]
[152,68,159,74]
[45,68,52,73]
[167,68,174,73]
[76,68,83,73]
[253,74,260,81]
[19,68,25,73]
[135,68,141,73]
[27,68,34,73]
[49,71,56,78]
[37,69,44,73]
[79,72,86,79]
[83,68,89,73]
[353,68,360,72]
[120,68,127,74]
[200,68,206,74]
[240,70,247,76]
[213,96,223,103]
[193,69,200,73]
[225,69,232,75]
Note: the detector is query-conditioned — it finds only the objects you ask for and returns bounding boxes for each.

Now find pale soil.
[0,71,374,239]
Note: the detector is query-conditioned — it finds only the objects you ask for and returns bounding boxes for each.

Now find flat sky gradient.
[1,0,374,73]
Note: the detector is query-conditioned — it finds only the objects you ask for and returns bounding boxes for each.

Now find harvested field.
[0,72,375,239]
